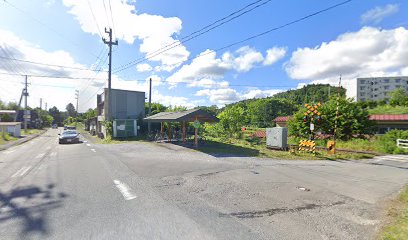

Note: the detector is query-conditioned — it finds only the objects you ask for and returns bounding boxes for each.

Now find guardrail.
[397,139,408,149]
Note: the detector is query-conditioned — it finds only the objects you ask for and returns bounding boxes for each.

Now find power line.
[0,55,108,72]
[108,0,117,39]
[114,0,353,74]
[102,0,112,29]
[113,0,272,72]
[87,0,103,38]
[0,71,106,80]
[3,0,100,59]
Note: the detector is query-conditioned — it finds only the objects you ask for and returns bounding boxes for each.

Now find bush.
[377,130,408,154]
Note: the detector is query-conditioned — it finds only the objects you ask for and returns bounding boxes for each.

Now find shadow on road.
[173,140,260,158]
[0,184,68,238]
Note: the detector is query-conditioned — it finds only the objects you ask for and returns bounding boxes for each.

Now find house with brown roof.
[272,116,292,127]
[369,114,408,134]
[272,114,408,134]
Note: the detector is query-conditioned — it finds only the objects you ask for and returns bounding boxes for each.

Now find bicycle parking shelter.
[143,108,219,147]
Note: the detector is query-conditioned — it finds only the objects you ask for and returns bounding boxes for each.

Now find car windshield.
[63,131,77,135]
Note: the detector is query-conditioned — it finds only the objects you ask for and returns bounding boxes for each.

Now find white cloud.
[63,0,189,70]
[136,63,152,72]
[196,88,240,105]
[187,79,229,89]
[285,27,408,99]
[195,87,283,106]
[361,4,399,24]
[166,49,232,87]
[167,46,285,88]
[152,90,195,109]
[263,47,287,65]
[241,89,282,99]
[224,46,264,72]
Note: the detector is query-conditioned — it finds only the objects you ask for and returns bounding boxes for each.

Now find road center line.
[113,180,137,200]
[35,153,45,159]
[19,166,31,176]
[11,166,31,178]
[50,152,57,157]
[90,149,96,152]
[86,144,91,147]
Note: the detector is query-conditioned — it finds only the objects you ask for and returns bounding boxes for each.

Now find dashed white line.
[4,150,15,154]
[90,149,96,153]
[86,144,91,147]
[113,180,137,200]
[11,166,31,178]
[45,146,52,150]
[35,153,45,159]
[50,152,57,157]
[19,166,31,176]
[83,140,88,143]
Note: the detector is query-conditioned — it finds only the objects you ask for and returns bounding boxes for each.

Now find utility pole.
[75,90,79,127]
[39,98,42,129]
[102,28,118,121]
[23,75,29,131]
[148,78,152,133]
[45,102,47,112]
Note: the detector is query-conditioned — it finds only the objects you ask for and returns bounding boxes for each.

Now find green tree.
[66,103,76,117]
[246,98,298,127]
[145,102,167,116]
[49,106,63,126]
[217,105,246,137]
[389,88,408,106]
[288,97,374,140]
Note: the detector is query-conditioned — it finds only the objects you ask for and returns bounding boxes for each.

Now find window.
[396,79,401,83]
[360,93,365,96]
[396,85,401,88]
[382,79,389,83]
[360,86,365,90]
[360,80,366,84]
[384,85,390,90]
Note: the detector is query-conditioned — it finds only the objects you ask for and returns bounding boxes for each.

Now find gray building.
[356,76,408,102]
[96,88,145,138]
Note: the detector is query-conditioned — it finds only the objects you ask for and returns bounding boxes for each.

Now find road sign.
[310,123,314,131]
[193,120,200,129]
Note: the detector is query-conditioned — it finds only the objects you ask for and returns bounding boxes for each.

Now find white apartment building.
[356,76,408,102]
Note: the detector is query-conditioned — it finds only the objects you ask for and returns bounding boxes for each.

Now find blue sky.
[0,0,407,111]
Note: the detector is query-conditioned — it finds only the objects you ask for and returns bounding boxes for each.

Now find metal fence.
[397,139,408,149]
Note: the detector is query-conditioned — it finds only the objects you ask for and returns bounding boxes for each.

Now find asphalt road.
[0,128,407,240]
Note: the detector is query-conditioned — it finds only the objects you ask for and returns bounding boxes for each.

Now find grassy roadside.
[379,185,408,240]
[21,129,41,135]
[0,133,18,145]
[198,137,374,160]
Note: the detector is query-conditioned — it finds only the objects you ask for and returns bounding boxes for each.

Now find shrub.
[377,130,408,154]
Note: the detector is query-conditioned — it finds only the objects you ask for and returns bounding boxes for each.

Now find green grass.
[369,105,408,114]
[380,185,408,240]
[21,129,41,135]
[0,132,18,145]
[198,137,373,160]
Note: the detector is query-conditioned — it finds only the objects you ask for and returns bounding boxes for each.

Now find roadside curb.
[0,129,47,151]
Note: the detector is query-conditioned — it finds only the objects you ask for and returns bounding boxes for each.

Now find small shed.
[0,110,17,122]
[272,116,292,127]
[369,114,408,134]
[144,108,219,146]
[0,122,22,137]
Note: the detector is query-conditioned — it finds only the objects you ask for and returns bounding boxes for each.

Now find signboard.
[193,120,200,129]
[310,123,314,131]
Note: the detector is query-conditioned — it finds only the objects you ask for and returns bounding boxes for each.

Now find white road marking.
[35,153,45,159]
[50,152,57,157]
[86,144,91,147]
[90,149,96,152]
[19,166,31,176]
[113,180,137,200]
[11,166,31,178]
[83,140,88,143]
[45,146,51,150]
[4,150,15,154]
